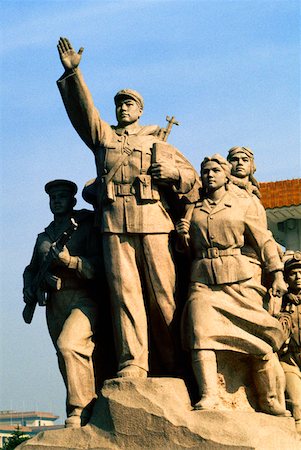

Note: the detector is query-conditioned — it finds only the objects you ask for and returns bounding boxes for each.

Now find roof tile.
[260,179,301,209]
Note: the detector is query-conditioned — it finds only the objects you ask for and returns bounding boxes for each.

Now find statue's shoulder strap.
[104,146,134,185]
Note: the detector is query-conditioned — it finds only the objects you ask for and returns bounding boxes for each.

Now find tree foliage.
[2,426,30,450]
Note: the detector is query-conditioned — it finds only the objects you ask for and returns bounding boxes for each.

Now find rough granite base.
[17,377,300,450]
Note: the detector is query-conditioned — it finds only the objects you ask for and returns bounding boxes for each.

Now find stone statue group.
[23,38,301,434]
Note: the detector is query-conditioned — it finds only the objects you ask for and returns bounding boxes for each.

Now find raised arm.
[57,37,113,151]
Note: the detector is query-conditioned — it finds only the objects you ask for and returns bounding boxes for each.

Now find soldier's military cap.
[45,179,78,196]
[284,251,301,274]
[114,89,144,109]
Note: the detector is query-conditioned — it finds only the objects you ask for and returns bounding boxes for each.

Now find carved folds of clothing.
[57,69,196,234]
[182,191,285,357]
[279,299,301,372]
[57,68,196,373]
[23,211,100,412]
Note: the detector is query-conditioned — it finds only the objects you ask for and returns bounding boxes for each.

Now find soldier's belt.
[197,247,241,259]
[114,183,135,196]
[112,179,160,202]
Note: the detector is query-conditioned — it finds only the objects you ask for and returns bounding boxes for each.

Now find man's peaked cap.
[114,89,144,109]
[45,179,78,196]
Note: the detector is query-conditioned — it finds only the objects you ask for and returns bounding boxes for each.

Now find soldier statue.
[23,180,101,428]
[278,251,301,434]
[56,37,196,378]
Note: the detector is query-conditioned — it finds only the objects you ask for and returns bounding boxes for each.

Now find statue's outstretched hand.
[57,37,84,71]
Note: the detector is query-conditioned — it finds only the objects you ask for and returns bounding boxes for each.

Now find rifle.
[22,218,78,324]
[158,115,179,142]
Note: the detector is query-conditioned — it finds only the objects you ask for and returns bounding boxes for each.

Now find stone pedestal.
[17,378,300,450]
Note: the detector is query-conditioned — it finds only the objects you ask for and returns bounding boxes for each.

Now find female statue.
[176,154,288,415]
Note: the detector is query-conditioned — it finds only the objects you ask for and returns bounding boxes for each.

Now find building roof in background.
[0,425,32,432]
[260,179,301,209]
[0,411,58,420]
[0,424,64,434]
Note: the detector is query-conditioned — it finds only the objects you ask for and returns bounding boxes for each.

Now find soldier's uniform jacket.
[188,190,283,285]
[23,210,100,293]
[279,295,301,371]
[57,69,196,233]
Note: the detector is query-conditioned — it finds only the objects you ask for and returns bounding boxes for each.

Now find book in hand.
[152,142,175,165]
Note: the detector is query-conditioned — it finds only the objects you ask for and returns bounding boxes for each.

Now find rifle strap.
[103,145,134,186]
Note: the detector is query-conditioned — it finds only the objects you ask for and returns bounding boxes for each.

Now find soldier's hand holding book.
[151,162,180,182]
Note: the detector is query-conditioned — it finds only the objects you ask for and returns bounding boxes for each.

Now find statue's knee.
[57,334,75,356]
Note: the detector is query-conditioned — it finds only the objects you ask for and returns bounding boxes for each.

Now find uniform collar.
[196,191,232,213]
[112,124,160,136]
[114,125,141,136]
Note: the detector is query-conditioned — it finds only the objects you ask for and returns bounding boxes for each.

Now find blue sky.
[1,0,300,424]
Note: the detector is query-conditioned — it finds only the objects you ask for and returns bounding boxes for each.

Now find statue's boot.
[271,353,287,411]
[192,350,218,410]
[285,371,301,433]
[65,399,96,428]
[293,404,301,434]
[253,358,290,416]
[65,408,89,428]
[295,419,301,435]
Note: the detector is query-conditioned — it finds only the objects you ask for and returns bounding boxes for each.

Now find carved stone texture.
[22,180,114,428]
[16,378,300,450]
[214,352,256,411]
[176,154,288,415]
[279,251,301,434]
[56,37,197,379]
